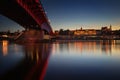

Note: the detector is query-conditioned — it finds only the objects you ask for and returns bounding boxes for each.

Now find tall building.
[110,24,112,31]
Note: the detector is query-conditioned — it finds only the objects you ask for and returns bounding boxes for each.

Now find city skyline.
[0,0,120,32]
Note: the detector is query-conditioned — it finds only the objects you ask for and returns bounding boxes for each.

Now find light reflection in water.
[24,43,52,63]
[52,40,120,57]
[14,44,19,54]
[22,43,52,80]
[45,40,120,80]
[0,41,52,80]
[0,40,120,80]
[2,40,8,56]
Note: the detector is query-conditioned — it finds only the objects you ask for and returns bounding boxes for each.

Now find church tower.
[110,24,112,31]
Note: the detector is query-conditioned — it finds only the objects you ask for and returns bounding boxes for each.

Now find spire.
[80,27,82,30]
[110,24,112,30]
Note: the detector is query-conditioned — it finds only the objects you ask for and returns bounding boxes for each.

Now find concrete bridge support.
[15,29,50,43]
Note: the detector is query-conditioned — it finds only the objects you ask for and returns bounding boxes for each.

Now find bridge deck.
[0,0,39,29]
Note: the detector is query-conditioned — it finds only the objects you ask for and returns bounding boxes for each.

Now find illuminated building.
[74,28,96,36]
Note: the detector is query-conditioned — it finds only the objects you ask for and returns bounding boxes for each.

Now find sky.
[0,0,120,32]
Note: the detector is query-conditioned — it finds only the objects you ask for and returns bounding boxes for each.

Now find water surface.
[0,40,120,80]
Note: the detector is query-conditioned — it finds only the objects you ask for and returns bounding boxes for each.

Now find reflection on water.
[45,40,120,80]
[0,41,52,80]
[2,40,8,56]
[23,43,52,80]
[0,40,120,80]
[52,40,120,57]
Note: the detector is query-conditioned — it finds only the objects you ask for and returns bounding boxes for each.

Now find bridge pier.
[15,29,51,43]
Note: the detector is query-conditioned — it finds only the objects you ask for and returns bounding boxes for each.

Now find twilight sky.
[0,0,120,32]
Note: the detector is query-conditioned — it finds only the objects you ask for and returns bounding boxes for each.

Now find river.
[0,40,120,80]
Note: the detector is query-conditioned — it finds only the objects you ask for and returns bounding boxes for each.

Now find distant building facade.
[74,28,97,36]
[54,25,120,40]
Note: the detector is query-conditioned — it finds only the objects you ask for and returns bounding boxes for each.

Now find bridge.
[0,0,53,42]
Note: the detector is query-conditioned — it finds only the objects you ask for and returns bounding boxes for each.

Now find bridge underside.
[0,0,40,29]
[0,0,53,42]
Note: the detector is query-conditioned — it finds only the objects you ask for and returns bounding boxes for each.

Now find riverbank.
[1,37,120,44]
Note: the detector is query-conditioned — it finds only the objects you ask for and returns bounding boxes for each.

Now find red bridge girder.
[0,0,53,34]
